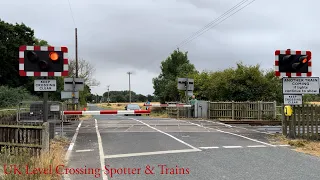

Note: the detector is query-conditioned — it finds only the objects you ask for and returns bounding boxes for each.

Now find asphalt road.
[62,104,320,180]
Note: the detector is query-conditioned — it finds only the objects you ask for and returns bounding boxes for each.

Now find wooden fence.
[0,121,49,156]
[167,107,189,118]
[167,101,278,120]
[209,101,277,120]
[283,104,320,140]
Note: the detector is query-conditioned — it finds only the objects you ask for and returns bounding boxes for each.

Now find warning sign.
[282,77,319,94]
[283,94,302,105]
[34,80,57,91]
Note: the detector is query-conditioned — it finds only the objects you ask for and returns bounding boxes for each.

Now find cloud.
[1,0,320,96]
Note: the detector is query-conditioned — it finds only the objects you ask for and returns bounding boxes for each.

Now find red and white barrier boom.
[63,110,150,115]
[143,104,192,107]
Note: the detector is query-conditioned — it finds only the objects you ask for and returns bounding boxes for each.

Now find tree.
[0,19,36,89]
[33,38,49,46]
[67,58,99,105]
[0,19,65,102]
[153,49,197,103]
[0,19,95,105]
[68,58,100,86]
[193,61,282,103]
[99,90,153,103]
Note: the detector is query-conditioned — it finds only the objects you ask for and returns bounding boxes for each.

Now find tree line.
[95,91,158,103]
[0,19,98,108]
[152,49,320,104]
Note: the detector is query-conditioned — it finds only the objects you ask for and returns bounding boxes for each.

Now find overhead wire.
[177,0,257,48]
[67,0,77,27]
[176,0,252,48]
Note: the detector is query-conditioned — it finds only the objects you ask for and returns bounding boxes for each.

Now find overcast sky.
[1,0,319,96]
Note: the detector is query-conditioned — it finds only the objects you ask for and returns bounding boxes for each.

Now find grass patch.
[0,136,69,180]
[149,112,168,118]
[268,134,320,157]
[99,103,126,110]
[0,109,16,118]
[308,102,320,105]
[97,102,165,117]
[79,115,92,120]
[97,102,160,110]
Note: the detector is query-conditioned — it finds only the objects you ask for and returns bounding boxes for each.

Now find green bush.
[0,86,39,108]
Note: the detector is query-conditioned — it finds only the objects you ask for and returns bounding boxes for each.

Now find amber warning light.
[302,58,307,63]
[49,52,59,61]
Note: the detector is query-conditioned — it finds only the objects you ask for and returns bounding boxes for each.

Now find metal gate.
[17,101,63,122]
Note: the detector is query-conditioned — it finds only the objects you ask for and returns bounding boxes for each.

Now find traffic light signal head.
[19,46,69,77]
[275,49,312,77]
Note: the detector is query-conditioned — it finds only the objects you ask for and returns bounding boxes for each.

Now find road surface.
[62,104,320,180]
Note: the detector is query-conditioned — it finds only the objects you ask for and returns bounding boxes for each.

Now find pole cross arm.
[65,82,83,84]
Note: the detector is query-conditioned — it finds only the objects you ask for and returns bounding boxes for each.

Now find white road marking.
[75,149,94,152]
[104,149,199,159]
[95,131,210,133]
[131,118,201,151]
[181,120,276,147]
[234,126,273,135]
[95,119,109,180]
[124,125,134,132]
[223,146,243,148]
[199,145,285,149]
[65,121,83,161]
[63,120,83,180]
[203,120,273,135]
[276,144,290,147]
[247,145,267,148]
[204,120,233,128]
[199,146,220,149]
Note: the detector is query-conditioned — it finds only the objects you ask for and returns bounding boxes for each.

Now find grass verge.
[268,134,320,157]
[0,136,69,180]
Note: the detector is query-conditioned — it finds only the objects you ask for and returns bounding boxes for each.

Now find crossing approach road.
[62,104,320,180]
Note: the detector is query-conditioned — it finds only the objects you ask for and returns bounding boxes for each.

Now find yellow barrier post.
[284,105,295,138]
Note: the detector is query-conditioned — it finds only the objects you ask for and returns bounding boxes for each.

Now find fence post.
[41,122,49,153]
[257,101,261,120]
[281,104,287,136]
[273,101,277,120]
[207,101,210,119]
[177,108,179,119]
[288,105,296,139]
[231,101,235,120]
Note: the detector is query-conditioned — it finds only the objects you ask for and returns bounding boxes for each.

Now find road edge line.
[63,120,83,180]
[95,119,109,180]
[65,120,83,162]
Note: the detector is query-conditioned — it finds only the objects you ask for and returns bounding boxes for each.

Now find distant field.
[308,102,320,105]
[97,102,160,110]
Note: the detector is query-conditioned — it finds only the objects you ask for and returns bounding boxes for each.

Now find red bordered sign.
[19,45,69,77]
[274,50,312,77]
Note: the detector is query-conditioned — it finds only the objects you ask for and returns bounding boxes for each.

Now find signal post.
[275,49,319,138]
[19,45,69,137]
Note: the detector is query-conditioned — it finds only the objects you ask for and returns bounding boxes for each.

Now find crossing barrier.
[62,110,151,115]
[143,104,191,107]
